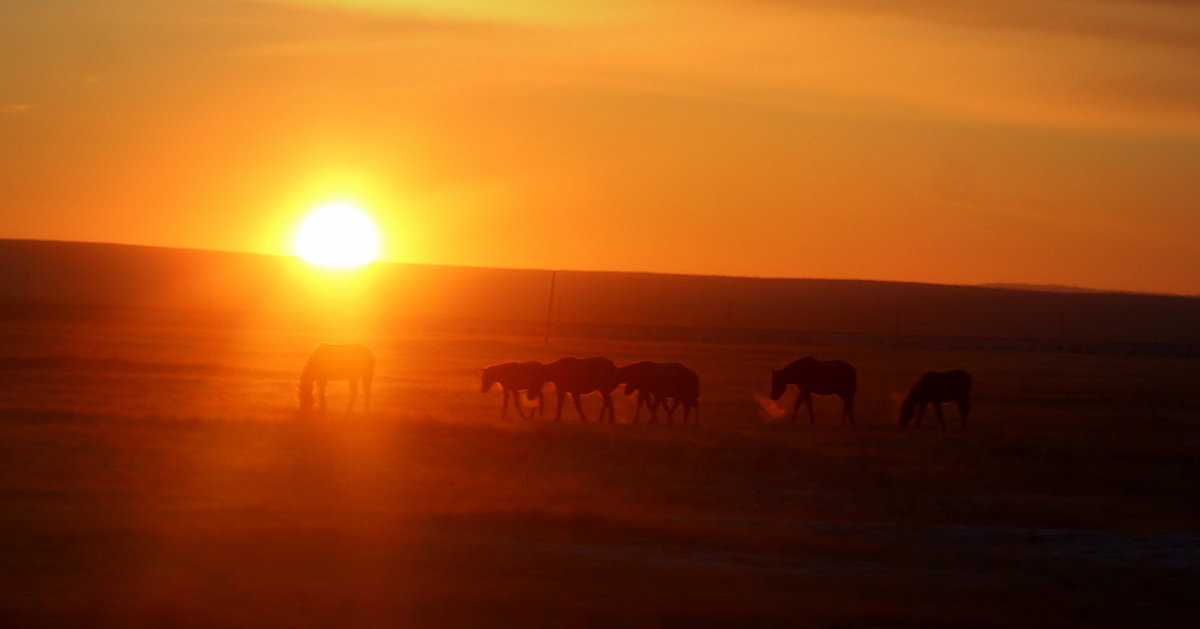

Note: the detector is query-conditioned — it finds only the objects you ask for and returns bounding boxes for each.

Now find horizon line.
[2,236,1191,300]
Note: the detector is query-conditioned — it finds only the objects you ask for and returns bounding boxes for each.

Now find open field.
[1,314,1198,627]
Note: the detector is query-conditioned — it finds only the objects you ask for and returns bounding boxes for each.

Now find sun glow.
[294,202,381,268]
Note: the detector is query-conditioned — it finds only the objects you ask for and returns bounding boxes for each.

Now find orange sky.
[2,0,1199,294]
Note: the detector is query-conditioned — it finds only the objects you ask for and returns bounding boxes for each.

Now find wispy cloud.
[589,1,1200,135]
[787,0,1200,50]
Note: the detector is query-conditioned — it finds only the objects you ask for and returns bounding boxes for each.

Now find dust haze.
[1,240,1197,627]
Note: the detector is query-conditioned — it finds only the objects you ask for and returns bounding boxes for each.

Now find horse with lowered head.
[770,357,857,425]
[616,361,700,425]
[899,369,972,430]
[545,357,618,422]
[615,361,660,422]
[299,343,375,413]
[481,361,546,419]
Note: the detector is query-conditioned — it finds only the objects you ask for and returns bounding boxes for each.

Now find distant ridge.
[982,283,1140,296]
[1,239,1198,346]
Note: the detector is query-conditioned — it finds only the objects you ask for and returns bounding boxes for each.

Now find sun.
[293,202,381,268]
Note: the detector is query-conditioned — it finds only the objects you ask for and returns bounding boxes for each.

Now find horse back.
[616,361,661,393]
[487,361,546,388]
[785,358,855,396]
[914,369,971,402]
[653,362,700,401]
[305,343,374,381]
[547,357,618,393]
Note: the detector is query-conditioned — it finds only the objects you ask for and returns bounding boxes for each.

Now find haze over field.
[2,308,1198,627]
[5,240,1200,349]
[4,1,1200,294]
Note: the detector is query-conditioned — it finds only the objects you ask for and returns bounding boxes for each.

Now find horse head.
[898,397,917,427]
[769,369,786,401]
[480,368,495,393]
[298,383,315,411]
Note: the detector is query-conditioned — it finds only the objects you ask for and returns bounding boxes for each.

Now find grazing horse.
[618,361,700,425]
[299,343,375,413]
[770,357,856,425]
[655,362,701,426]
[545,357,618,422]
[481,361,546,419]
[615,361,661,422]
[900,370,972,430]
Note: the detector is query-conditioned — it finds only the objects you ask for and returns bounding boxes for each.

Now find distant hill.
[2,239,1199,347]
[981,283,1140,295]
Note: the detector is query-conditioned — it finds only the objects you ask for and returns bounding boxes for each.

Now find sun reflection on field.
[279,257,387,341]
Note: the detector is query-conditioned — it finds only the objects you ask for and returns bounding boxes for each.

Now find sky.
[2,0,1199,295]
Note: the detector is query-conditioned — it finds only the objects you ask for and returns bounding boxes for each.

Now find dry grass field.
[1,313,1197,627]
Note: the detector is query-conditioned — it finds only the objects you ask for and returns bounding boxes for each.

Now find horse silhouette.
[481,361,546,420]
[654,362,701,426]
[544,357,618,422]
[615,361,661,422]
[299,343,375,413]
[899,369,972,430]
[770,357,856,425]
[617,361,700,425]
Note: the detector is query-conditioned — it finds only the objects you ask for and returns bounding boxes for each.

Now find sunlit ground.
[0,314,1197,626]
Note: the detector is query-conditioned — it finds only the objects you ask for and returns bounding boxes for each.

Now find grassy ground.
[0,317,1197,627]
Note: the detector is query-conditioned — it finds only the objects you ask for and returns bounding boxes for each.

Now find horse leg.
[666,398,680,425]
[790,392,804,424]
[572,392,587,422]
[647,393,659,423]
[501,388,511,419]
[806,393,816,425]
[528,391,542,420]
[347,377,359,411]
[317,380,328,412]
[513,388,529,420]
[603,393,614,423]
[516,390,529,420]
[934,402,946,430]
[915,402,925,427]
[555,392,566,421]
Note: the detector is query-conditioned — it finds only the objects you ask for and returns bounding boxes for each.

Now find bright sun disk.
[294,202,381,268]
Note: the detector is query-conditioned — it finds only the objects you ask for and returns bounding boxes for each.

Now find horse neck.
[783,363,811,382]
